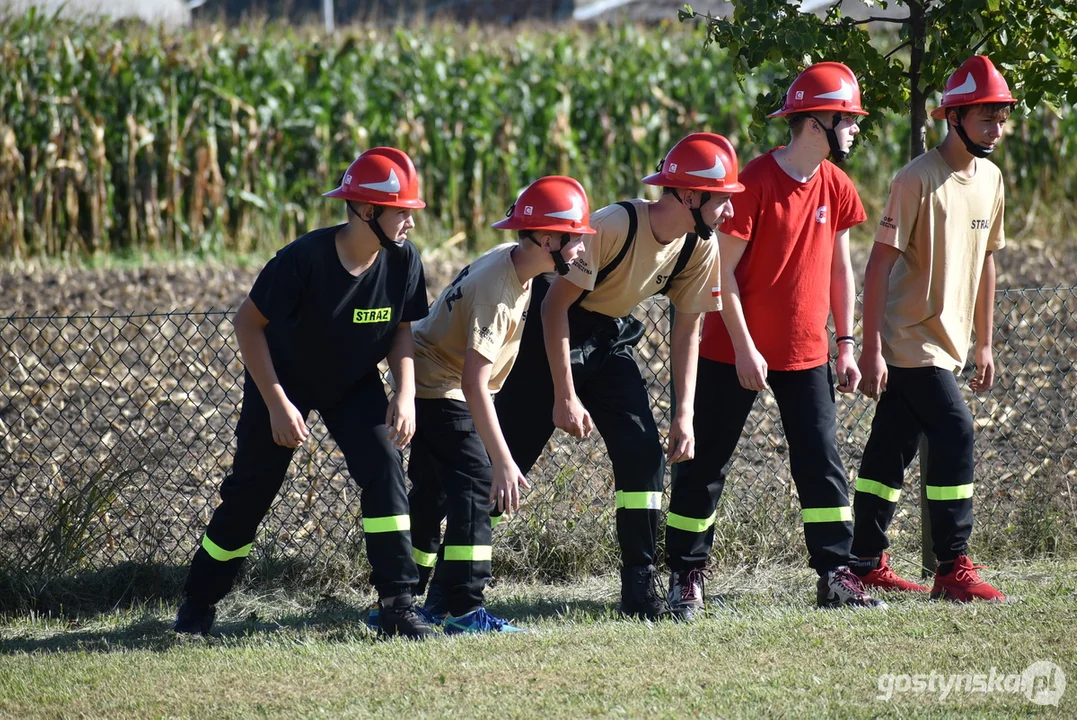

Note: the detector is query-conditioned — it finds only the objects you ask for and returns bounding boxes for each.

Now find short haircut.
[787,112,814,136]
[954,102,1014,122]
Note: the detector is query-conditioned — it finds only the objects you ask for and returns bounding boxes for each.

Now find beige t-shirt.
[564,199,721,318]
[876,149,1006,371]
[412,243,530,400]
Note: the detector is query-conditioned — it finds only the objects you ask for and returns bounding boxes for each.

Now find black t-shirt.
[248,224,428,406]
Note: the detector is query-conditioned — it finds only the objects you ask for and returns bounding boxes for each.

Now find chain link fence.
[1,287,1075,601]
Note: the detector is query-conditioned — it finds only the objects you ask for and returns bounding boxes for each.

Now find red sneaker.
[931,556,1006,602]
[860,553,929,593]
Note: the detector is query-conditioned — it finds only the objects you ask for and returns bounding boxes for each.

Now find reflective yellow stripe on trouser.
[412,547,437,568]
[925,484,974,501]
[615,491,663,510]
[666,510,717,534]
[801,507,853,523]
[201,534,253,562]
[443,546,493,561]
[856,477,902,503]
[363,515,411,533]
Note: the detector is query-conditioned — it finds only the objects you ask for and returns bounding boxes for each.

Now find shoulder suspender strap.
[659,232,698,296]
[573,200,639,308]
[595,201,638,286]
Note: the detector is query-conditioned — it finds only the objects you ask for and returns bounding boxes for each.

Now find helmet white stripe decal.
[815,78,854,101]
[545,195,584,221]
[684,155,727,180]
[357,168,401,194]
[945,73,977,97]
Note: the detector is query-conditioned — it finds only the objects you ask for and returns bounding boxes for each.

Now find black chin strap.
[527,232,572,276]
[670,188,714,240]
[822,113,848,164]
[347,201,402,251]
[954,120,995,158]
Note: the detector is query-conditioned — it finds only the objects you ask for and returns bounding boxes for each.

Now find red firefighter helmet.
[323,147,426,209]
[492,176,597,235]
[642,133,745,194]
[930,55,1016,120]
[767,62,869,118]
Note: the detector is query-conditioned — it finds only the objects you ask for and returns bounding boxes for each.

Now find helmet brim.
[491,218,597,234]
[642,172,746,194]
[323,188,426,209]
[930,95,1016,120]
[767,105,870,118]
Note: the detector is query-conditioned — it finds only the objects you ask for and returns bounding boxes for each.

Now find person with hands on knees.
[851,56,1012,602]
[174,147,435,639]
[494,133,741,622]
[665,63,887,619]
[402,176,592,634]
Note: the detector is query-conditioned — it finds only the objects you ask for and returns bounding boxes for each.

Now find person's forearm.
[542,300,576,402]
[235,319,287,407]
[830,256,855,339]
[719,277,754,355]
[463,381,513,466]
[973,252,996,349]
[670,312,700,420]
[860,257,892,353]
[387,323,416,400]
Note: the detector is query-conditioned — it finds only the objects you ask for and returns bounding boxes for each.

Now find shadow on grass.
[485,586,747,624]
[487,595,612,623]
[0,594,384,655]
[0,554,374,618]
[0,561,188,618]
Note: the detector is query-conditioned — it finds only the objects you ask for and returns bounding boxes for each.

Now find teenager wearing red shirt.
[664,63,885,617]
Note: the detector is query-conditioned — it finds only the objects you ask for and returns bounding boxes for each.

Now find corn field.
[1,9,1075,260]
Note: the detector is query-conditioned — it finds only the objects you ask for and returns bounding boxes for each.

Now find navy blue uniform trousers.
[666,358,855,574]
[852,365,976,562]
[184,370,418,605]
[409,276,665,573]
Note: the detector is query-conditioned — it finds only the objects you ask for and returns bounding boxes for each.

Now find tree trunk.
[907,0,928,160]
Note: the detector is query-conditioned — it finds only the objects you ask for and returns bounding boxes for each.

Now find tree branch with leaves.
[680,0,1077,160]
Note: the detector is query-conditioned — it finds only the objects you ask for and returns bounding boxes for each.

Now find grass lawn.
[1,558,1074,719]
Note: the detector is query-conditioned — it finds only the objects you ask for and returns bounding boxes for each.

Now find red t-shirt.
[700,150,866,371]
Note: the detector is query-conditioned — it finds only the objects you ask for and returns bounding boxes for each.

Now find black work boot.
[619,564,671,621]
[174,599,216,636]
[378,594,436,640]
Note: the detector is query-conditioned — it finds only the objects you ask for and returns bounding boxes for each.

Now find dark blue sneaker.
[443,607,525,635]
[417,605,447,626]
[174,600,216,636]
[365,606,381,632]
[421,582,449,624]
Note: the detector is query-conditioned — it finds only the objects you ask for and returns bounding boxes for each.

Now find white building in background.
[0,0,191,27]
[0,0,905,28]
[574,0,906,24]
